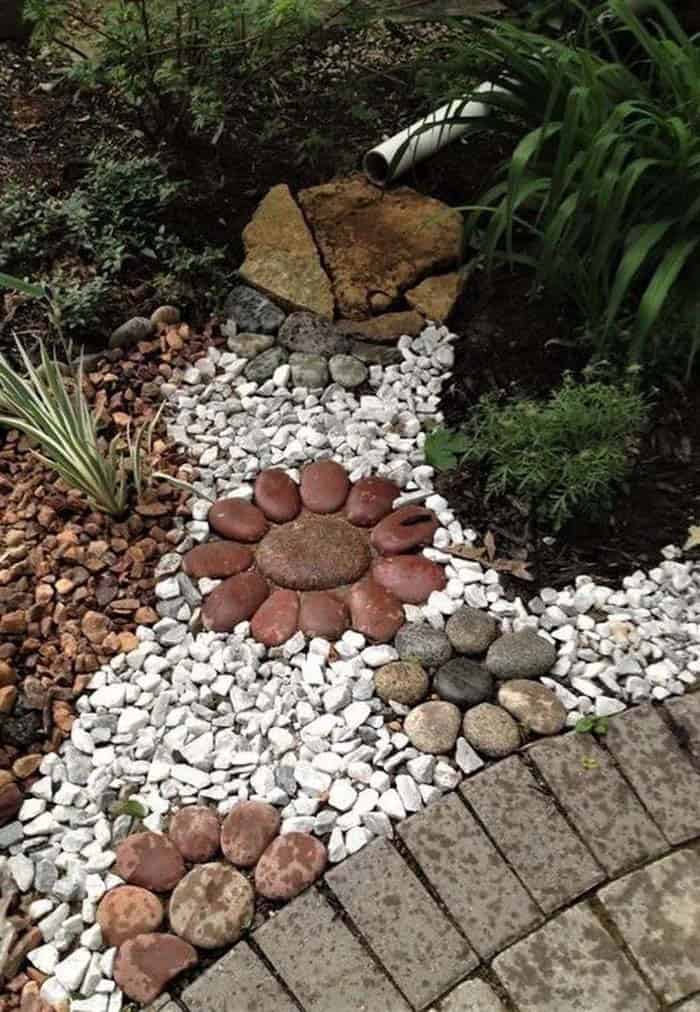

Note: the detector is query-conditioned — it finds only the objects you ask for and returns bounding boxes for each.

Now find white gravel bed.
[3,321,698,1010]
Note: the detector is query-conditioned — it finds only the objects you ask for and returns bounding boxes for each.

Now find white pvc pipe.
[363,81,499,186]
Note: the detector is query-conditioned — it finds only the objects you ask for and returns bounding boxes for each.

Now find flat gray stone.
[604,703,700,844]
[485,629,556,680]
[529,732,667,876]
[460,756,604,914]
[598,849,700,1004]
[326,838,475,1008]
[666,692,700,755]
[141,997,174,1012]
[182,941,297,1012]
[677,997,700,1011]
[255,887,409,1012]
[432,979,507,1011]
[399,793,540,958]
[493,903,657,1012]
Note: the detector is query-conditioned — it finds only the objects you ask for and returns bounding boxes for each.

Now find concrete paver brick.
[666,693,700,756]
[529,731,667,875]
[460,755,604,913]
[493,902,658,1012]
[598,848,700,1005]
[254,885,410,1012]
[181,940,297,1012]
[431,978,507,1011]
[326,837,475,1009]
[677,996,700,1010]
[604,704,700,844]
[399,794,541,958]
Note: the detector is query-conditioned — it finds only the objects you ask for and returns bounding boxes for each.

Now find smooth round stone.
[403,701,462,754]
[183,542,254,580]
[395,624,452,668]
[446,607,498,655]
[298,591,349,640]
[169,863,254,949]
[371,555,446,604]
[254,832,327,900]
[497,679,567,735]
[374,661,429,705]
[257,514,369,591]
[329,354,368,389]
[202,572,269,633]
[115,832,185,892]
[371,505,439,555]
[150,305,180,328]
[300,459,350,514]
[254,468,302,523]
[227,332,275,358]
[486,630,557,680]
[348,579,404,643]
[250,589,300,646]
[289,352,329,388]
[97,886,164,947]
[434,658,494,708]
[169,806,221,863]
[462,703,521,758]
[114,933,197,1005]
[208,499,268,542]
[244,346,288,382]
[345,476,400,527]
[221,800,281,868]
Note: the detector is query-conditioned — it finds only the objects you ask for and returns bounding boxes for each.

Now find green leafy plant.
[440,376,648,530]
[424,427,470,471]
[430,1,700,373]
[575,714,610,735]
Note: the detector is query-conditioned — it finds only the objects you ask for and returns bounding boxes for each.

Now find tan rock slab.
[405,271,464,321]
[168,863,254,949]
[239,184,334,318]
[335,310,425,343]
[299,176,462,318]
[182,941,298,1012]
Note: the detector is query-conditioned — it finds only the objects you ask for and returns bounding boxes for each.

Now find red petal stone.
[221,800,281,868]
[202,572,269,633]
[114,832,185,892]
[169,806,221,863]
[250,589,299,646]
[372,556,447,604]
[208,499,268,542]
[298,591,349,640]
[97,886,164,947]
[348,579,405,642]
[182,542,253,579]
[114,933,197,1005]
[254,468,302,523]
[299,460,350,513]
[345,476,400,527]
[254,832,327,900]
[370,505,439,555]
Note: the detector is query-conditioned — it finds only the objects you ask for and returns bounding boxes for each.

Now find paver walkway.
[147,699,700,1012]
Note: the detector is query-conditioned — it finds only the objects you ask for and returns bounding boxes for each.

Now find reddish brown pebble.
[183,542,253,580]
[255,832,327,900]
[371,555,447,604]
[348,579,405,642]
[97,886,164,947]
[169,806,221,863]
[114,831,185,892]
[254,468,302,523]
[298,591,349,640]
[168,863,254,949]
[202,572,269,633]
[0,783,23,827]
[208,498,268,542]
[250,589,299,646]
[221,800,281,868]
[345,476,400,527]
[114,932,197,1005]
[299,460,350,513]
[371,505,439,555]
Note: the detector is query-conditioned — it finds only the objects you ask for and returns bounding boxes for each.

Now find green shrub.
[426,377,649,530]
[449,0,700,374]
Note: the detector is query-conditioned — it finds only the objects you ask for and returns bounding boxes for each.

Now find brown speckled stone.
[250,589,300,646]
[114,933,198,1005]
[348,579,404,643]
[371,555,446,604]
[114,832,185,892]
[201,571,269,633]
[254,468,302,523]
[371,505,439,555]
[221,800,281,868]
[298,591,349,640]
[208,498,268,542]
[255,832,327,900]
[169,863,255,949]
[257,514,370,591]
[169,806,221,863]
[299,460,350,513]
[345,476,399,527]
[97,886,164,947]
[182,542,254,580]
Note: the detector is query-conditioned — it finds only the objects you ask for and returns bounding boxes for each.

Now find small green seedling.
[110,798,148,819]
[575,715,610,736]
[581,755,599,770]
[424,427,469,471]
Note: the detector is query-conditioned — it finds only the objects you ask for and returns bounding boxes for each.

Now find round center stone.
[256,514,371,591]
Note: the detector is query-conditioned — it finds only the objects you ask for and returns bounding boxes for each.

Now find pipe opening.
[363,150,390,187]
